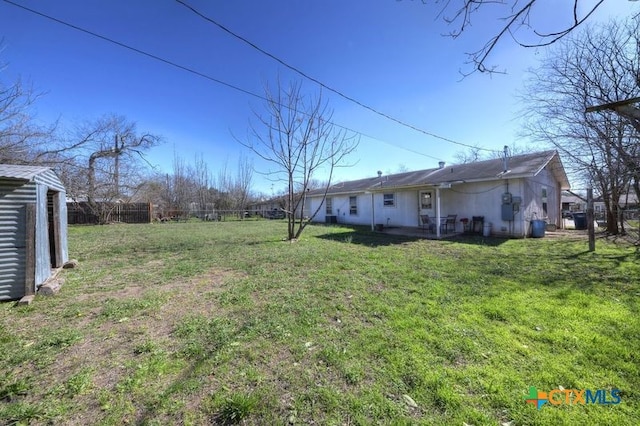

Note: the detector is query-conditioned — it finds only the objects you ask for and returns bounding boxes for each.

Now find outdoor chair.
[440,214,457,234]
[420,214,435,233]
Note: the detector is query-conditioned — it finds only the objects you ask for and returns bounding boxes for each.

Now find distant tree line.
[0,53,257,224]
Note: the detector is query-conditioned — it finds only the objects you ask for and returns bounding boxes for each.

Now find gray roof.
[0,164,52,181]
[311,150,569,196]
[0,164,66,192]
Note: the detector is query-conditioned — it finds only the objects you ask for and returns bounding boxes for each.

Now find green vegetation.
[1,221,638,425]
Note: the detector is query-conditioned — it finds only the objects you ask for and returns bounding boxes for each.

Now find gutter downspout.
[370,192,375,231]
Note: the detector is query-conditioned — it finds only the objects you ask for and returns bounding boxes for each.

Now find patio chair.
[420,214,435,233]
[440,214,457,234]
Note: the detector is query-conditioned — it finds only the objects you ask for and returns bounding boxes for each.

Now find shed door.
[47,190,58,267]
[0,204,27,300]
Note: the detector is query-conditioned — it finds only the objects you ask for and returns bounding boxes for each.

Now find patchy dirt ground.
[2,267,245,425]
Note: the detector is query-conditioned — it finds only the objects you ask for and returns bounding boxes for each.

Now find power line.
[0,0,442,161]
[1,0,261,100]
[175,0,496,153]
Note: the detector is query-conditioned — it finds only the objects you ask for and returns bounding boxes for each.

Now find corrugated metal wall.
[33,169,65,192]
[34,184,50,287]
[57,192,69,264]
[0,179,36,300]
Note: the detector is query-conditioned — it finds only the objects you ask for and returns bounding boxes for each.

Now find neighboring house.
[249,193,310,219]
[307,150,570,238]
[248,196,284,217]
[593,191,640,220]
[0,164,69,300]
[561,191,586,216]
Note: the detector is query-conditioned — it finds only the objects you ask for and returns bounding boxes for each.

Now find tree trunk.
[605,200,619,234]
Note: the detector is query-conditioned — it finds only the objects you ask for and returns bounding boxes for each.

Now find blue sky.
[0,0,636,194]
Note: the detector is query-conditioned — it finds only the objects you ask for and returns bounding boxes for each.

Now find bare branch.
[415,0,609,74]
[241,79,359,240]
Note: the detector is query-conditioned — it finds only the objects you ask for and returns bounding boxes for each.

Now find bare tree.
[453,144,533,164]
[215,160,234,212]
[385,163,411,175]
[522,17,640,234]
[63,114,161,223]
[0,70,58,163]
[453,146,484,163]
[193,153,214,217]
[241,80,359,240]
[165,152,194,219]
[234,154,254,217]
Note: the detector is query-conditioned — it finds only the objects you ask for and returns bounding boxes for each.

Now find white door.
[418,190,435,226]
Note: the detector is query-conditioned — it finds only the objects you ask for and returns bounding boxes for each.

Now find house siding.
[310,176,560,238]
[309,153,567,238]
[312,193,366,225]
[376,191,420,227]
[521,166,561,232]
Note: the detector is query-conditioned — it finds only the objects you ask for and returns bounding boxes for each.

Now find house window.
[325,197,332,215]
[420,191,433,209]
[383,193,395,207]
[349,196,358,215]
[542,187,548,216]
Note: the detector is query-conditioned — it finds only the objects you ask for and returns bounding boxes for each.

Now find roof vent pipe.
[438,161,445,169]
[503,145,509,172]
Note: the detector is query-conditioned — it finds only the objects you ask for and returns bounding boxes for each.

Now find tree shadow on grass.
[446,235,509,247]
[314,229,423,247]
[314,226,510,248]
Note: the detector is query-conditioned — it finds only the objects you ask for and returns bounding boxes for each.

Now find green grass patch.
[0,221,638,424]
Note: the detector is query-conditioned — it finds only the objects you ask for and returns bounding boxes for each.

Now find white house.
[307,150,570,238]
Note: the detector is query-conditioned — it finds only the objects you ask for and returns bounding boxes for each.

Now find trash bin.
[531,219,546,238]
[572,212,587,230]
[483,222,492,237]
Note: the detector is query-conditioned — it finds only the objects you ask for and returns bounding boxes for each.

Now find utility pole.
[587,187,595,252]
[114,134,120,198]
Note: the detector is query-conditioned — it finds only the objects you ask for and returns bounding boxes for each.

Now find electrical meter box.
[501,192,519,221]
[512,196,522,212]
[502,203,514,220]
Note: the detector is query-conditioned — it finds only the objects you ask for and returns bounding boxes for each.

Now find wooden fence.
[67,202,152,224]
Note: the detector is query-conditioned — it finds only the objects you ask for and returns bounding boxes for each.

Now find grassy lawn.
[1,221,638,425]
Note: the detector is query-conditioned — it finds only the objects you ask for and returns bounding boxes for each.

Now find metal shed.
[0,164,69,301]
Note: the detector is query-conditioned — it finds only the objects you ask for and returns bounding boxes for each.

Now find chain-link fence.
[154,209,291,222]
